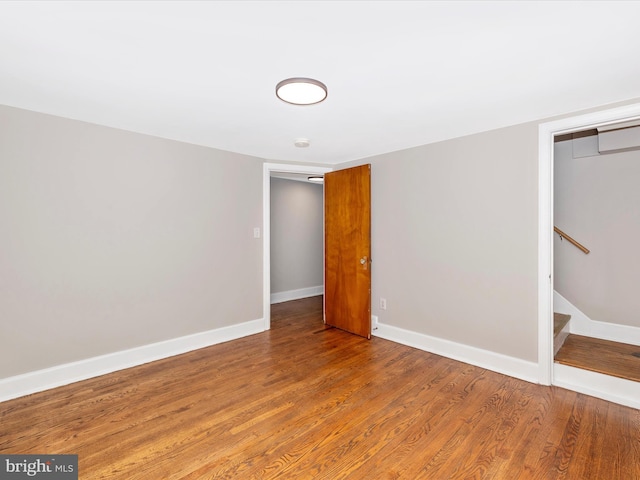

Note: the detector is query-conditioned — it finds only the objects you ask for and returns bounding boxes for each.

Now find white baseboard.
[554,363,640,410]
[0,318,265,403]
[373,322,539,384]
[554,291,640,346]
[371,315,379,334]
[270,285,323,304]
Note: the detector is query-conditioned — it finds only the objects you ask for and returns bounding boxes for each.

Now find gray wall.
[554,137,640,327]
[341,122,540,362]
[270,177,323,294]
[0,105,263,378]
[5,98,640,382]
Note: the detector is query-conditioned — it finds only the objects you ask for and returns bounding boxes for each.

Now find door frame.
[537,102,640,385]
[263,163,333,331]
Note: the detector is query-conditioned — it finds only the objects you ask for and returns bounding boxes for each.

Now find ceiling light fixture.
[308,176,324,183]
[276,77,328,105]
[294,138,310,148]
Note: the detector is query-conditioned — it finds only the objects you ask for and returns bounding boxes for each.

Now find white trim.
[538,120,554,385]
[263,163,332,331]
[371,315,379,334]
[572,319,640,348]
[270,285,324,304]
[555,291,640,346]
[0,318,264,403]
[538,102,640,386]
[373,322,539,384]
[554,363,640,410]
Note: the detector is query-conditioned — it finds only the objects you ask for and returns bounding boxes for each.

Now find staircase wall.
[554,136,640,329]
[554,290,640,346]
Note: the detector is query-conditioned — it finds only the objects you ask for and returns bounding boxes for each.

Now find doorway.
[263,163,332,331]
[538,101,640,408]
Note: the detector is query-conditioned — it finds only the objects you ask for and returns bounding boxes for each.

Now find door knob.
[360,256,367,265]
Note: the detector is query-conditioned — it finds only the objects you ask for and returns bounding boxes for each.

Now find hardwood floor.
[1,296,639,479]
[555,334,640,382]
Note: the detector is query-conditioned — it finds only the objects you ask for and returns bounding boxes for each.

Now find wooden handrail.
[554,226,590,254]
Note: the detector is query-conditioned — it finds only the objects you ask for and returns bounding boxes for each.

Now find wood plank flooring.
[1,296,639,479]
[555,334,640,382]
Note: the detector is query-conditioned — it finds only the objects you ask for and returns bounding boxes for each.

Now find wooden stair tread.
[553,312,571,337]
[555,334,640,383]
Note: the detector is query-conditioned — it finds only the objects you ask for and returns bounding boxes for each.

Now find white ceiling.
[1,1,640,165]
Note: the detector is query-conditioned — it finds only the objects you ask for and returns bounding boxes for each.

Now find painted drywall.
[342,122,539,362]
[0,105,263,378]
[554,136,640,327]
[270,177,323,296]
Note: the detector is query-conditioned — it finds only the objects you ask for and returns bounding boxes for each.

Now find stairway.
[554,312,571,356]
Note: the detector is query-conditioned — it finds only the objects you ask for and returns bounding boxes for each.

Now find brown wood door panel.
[324,164,371,338]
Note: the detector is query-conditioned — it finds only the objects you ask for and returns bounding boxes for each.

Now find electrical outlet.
[380,298,387,310]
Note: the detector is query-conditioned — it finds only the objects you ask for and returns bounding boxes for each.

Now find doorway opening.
[538,101,640,409]
[552,127,640,383]
[262,163,332,331]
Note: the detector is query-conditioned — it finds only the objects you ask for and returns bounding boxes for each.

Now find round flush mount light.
[308,176,324,183]
[276,77,328,105]
[294,138,310,148]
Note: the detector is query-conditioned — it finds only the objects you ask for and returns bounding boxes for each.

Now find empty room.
[1,1,640,479]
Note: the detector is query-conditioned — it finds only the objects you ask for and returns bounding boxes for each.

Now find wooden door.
[324,164,371,338]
